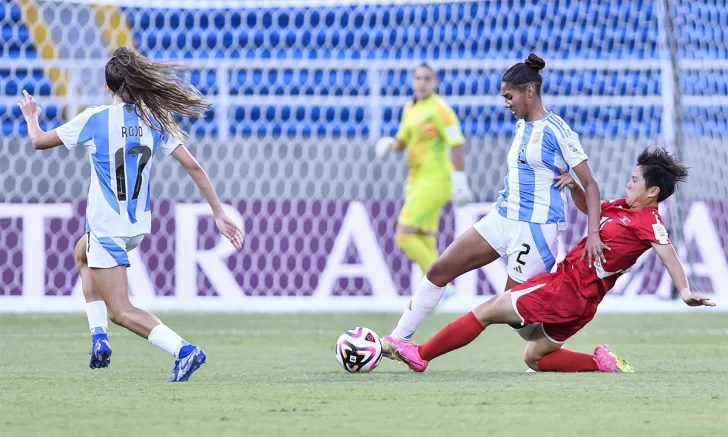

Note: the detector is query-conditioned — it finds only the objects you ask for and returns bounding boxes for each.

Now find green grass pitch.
[1,312,727,436]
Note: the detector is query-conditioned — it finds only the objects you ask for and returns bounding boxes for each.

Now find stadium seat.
[1,0,725,137]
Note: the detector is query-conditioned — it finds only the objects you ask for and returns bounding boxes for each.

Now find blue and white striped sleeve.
[158,135,183,156]
[56,107,99,149]
[547,117,588,168]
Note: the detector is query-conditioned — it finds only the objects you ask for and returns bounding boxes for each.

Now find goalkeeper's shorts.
[397,181,451,233]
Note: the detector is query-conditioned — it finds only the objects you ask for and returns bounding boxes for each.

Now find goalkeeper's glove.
[450,171,474,206]
[375,136,398,157]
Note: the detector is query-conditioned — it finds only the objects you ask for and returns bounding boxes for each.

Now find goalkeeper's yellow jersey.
[395,94,464,183]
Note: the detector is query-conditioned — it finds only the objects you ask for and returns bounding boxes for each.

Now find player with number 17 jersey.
[57,103,177,239]
[18,47,244,382]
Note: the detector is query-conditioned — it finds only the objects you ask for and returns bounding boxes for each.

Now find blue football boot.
[89,333,112,369]
[167,345,206,382]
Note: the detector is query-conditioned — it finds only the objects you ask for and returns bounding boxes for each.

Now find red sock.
[418,312,485,361]
[537,348,600,372]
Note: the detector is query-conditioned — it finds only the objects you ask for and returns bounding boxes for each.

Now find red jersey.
[565,199,670,299]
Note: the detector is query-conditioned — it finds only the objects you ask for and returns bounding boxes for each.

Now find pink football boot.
[593,344,634,373]
[393,344,429,372]
[381,336,419,361]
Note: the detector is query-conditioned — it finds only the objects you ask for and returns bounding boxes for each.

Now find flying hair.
[104,47,210,142]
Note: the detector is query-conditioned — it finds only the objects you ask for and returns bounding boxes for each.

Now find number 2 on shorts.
[516,243,531,266]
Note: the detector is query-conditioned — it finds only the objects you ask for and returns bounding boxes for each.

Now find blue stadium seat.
[118,1,669,136]
[1,0,725,137]
[1,1,48,132]
[0,3,34,58]
[0,69,53,96]
[228,70,369,96]
[123,2,660,61]
[1,104,61,135]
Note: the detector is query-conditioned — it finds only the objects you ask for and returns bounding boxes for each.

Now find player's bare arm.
[172,145,245,251]
[18,90,62,150]
[554,171,587,214]
[651,242,715,307]
[572,160,609,265]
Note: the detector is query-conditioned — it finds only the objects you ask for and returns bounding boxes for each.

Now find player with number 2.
[392,148,715,373]
[382,53,606,356]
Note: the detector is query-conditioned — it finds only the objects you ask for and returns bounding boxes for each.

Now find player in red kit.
[393,148,716,373]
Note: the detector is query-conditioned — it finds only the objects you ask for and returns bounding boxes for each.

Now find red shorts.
[509,263,599,343]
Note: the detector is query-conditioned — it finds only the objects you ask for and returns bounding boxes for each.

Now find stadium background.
[1,0,727,312]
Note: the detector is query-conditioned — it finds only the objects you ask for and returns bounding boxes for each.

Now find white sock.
[85,301,108,334]
[390,276,445,341]
[148,324,187,358]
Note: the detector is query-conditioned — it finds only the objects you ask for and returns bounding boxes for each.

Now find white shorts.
[86,232,144,269]
[473,212,559,283]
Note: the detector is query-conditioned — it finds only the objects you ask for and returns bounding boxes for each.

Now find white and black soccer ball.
[335,327,383,373]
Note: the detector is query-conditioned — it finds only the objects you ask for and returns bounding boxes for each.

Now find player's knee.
[523,337,554,370]
[471,299,498,325]
[425,258,450,287]
[523,348,537,363]
[524,357,540,371]
[471,292,512,326]
[523,349,542,369]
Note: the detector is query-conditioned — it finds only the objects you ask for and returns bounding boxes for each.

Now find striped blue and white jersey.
[495,112,588,225]
[57,103,180,238]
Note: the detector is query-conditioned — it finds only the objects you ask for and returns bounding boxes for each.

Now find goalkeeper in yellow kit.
[375,63,473,281]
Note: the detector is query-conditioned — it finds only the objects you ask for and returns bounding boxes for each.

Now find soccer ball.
[335,327,383,373]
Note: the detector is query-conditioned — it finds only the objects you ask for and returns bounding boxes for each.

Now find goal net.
[1,0,726,311]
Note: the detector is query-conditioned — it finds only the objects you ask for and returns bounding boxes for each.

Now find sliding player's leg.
[514,271,633,373]
[523,323,633,373]
[394,267,569,372]
[523,325,594,372]
[505,274,541,342]
[88,233,206,381]
[386,226,502,348]
[393,289,521,372]
[75,234,111,369]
